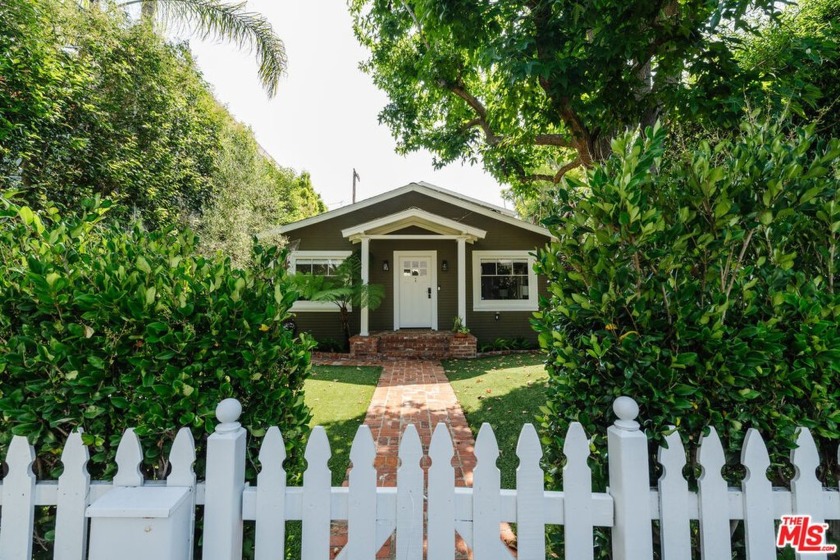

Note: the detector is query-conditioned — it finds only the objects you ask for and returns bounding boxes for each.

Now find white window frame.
[289,250,352,313]
[472,250,538,311]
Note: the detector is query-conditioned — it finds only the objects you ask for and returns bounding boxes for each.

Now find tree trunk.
[339,305,351,350]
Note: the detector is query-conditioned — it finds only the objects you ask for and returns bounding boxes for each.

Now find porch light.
[441,260,449,272]
[382,260,390,271]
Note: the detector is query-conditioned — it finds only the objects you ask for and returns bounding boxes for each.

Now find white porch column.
[457,236,467,326]
[360,236,370,336]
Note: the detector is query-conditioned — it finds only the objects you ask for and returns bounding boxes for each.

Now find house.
[268,181,553,357]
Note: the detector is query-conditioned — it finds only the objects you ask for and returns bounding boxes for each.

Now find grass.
[442,353,549,488]
[304,364,381,485]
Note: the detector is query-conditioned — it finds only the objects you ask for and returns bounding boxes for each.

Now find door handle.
[427,287,432,299]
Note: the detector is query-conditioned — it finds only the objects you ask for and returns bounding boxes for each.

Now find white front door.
[395,251,436,329]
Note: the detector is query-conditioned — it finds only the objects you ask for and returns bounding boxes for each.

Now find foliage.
[0,194,315,483]
[196,115,326,265]
[1,0,219,227]
[478,337,537,353]
[533,119,840,500]
[125,0,287,97]
[350,0,779,191]
[443,353,548,488]
[291,254,386,345]
[0,0,323,234]
[314,338,347,353]
[451,316,469,334]
[0,0,80,188]
[735,0,840,137]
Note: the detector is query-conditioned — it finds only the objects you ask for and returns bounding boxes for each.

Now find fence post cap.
[613,396,640,431]
[215,398,242,433]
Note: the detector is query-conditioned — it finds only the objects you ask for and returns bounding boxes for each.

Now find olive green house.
[270,181,553,352]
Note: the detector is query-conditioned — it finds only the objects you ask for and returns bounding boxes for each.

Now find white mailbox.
[86,486,192,560]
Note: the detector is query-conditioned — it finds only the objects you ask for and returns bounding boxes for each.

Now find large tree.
[1,0,324,232]
[351,0,779,189]
[122,0,287,97]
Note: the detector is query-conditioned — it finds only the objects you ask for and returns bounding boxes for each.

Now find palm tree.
[117,0,287,97]
[291,254,385,349]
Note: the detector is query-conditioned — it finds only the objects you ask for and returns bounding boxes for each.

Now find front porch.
[349,330,477,360]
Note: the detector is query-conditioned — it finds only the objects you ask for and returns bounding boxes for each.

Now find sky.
[182,0,509,210]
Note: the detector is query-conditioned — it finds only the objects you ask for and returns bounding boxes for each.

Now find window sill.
[473,301,538,312]
[290,301,345,313]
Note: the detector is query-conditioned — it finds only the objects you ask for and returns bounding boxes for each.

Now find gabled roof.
[342,208,487,242]
[267,181,551,238]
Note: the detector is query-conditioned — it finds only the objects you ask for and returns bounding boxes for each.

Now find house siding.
[285,191,551,346]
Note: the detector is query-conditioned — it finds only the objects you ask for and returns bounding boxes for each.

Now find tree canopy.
[127,0,288,97]
[351,0,781,190]
[1,0,324,262]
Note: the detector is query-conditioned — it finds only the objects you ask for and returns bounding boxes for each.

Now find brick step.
[349,331,477,359]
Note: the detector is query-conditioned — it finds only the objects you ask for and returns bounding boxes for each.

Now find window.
[472,251,538,311]
[293,257,343,277]
[289,251,351,312]
[402,259,428,277]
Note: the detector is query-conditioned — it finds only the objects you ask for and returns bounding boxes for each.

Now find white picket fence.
[1,396,839,560]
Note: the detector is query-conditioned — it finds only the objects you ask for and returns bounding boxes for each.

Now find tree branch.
[511,158,583,184]
[534,134,575,148]
[443,81,501,145]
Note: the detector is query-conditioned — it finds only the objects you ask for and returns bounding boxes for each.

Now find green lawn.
[442,353,549,488]
[304,364,381,485]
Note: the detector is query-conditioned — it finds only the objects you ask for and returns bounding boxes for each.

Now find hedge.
[0,194,315,482]
[534,120,840,491]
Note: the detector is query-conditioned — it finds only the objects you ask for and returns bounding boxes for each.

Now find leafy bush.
[478,337,538,353]
[534,119,840,493]
[0,194,315,481]
[314,338,346,353]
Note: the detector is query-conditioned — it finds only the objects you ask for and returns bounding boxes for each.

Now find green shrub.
[479,337,538,353]
[0,194,315,481]
[534,119,840,493]
[314,338,346,353]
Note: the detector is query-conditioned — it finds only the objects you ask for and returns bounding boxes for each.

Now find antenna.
[352,168,361,204]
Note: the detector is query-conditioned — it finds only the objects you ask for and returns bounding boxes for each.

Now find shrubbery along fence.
[1,396,838,559]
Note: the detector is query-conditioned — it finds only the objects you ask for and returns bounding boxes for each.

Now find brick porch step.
[349,330,477,359]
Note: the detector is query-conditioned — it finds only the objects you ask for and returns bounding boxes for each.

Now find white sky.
[183,0,508,210]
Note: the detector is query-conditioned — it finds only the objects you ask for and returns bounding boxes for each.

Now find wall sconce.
[382,260,389,272]
[495,312,500,321]
[441,260,449,272]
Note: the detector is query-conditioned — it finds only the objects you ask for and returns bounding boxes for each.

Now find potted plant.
[451,316,470,336]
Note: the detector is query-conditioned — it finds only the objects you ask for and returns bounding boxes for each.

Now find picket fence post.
[202,398,247,560]
[607,396,653,560]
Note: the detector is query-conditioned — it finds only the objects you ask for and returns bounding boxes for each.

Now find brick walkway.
[313,358,513,559]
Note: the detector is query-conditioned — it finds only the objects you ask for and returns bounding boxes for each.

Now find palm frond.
[121,0,287,96]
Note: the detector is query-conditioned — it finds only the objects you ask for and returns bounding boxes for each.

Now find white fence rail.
[1,396,839,559]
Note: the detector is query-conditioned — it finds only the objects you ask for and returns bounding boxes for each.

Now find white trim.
[341,208,486,241]
[288,250,352,313]
[457,237,467,326]
[289,301,342,313]
[360,237,370,336]
[393,251,438,330]
[289,250,353,260]
[264,182,552,239]
[362,234,479,242]
[472,250,539,312]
